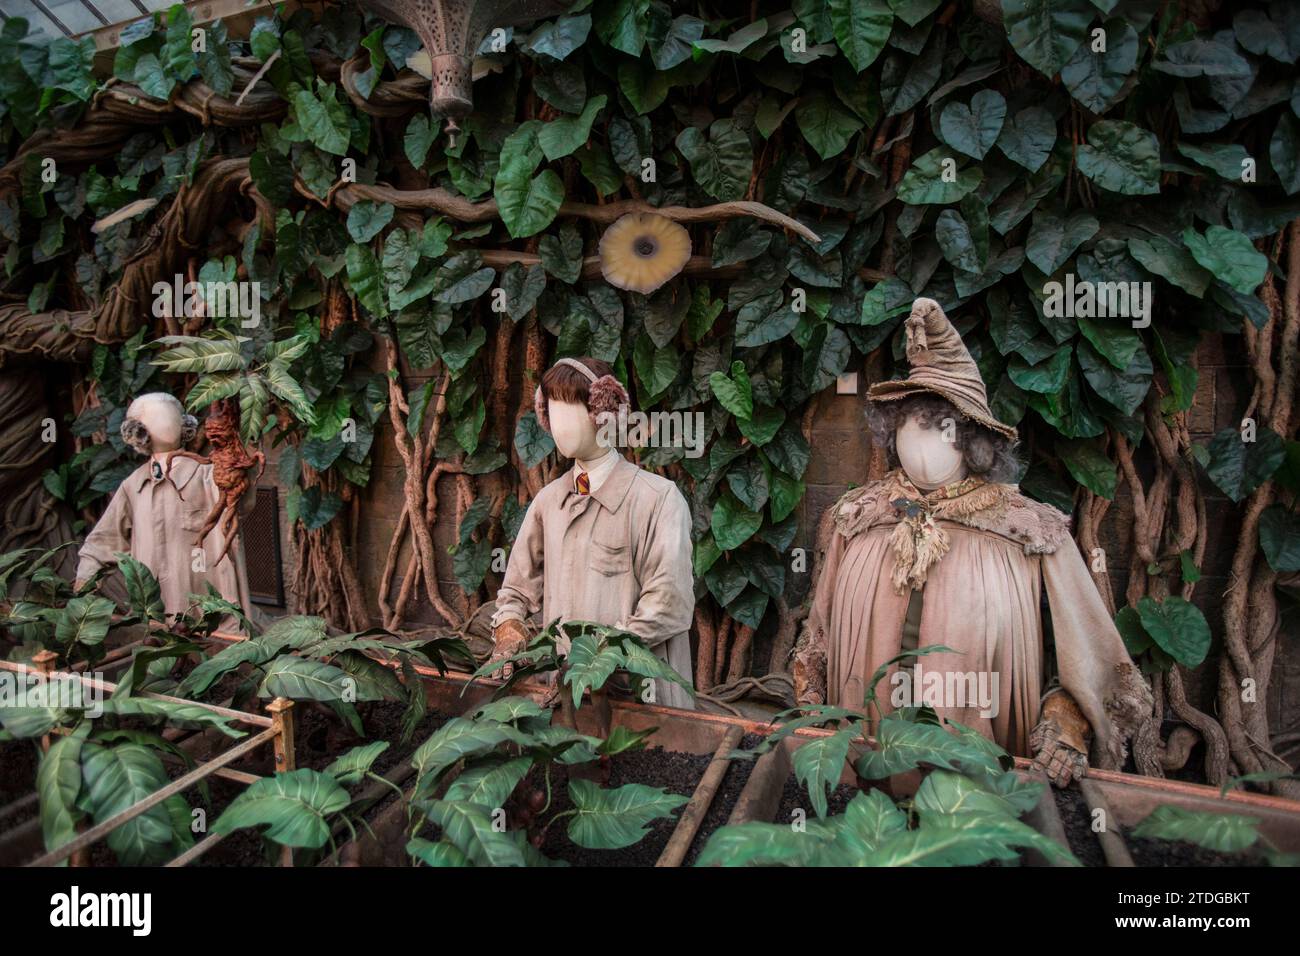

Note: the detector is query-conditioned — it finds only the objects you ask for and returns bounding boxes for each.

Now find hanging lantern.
[360,0,569,146]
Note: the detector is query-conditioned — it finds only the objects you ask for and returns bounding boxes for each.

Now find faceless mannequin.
[548,398,615,473]
[129,393,184,451]
[895,412,966,490]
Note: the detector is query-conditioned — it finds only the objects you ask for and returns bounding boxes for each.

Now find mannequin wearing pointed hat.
[487,357,696,710]
[793,299,1151,786]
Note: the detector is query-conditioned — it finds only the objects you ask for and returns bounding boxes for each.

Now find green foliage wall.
[2,0,1299,643]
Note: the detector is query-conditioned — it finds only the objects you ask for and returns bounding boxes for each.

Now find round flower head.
[598,212,691,294]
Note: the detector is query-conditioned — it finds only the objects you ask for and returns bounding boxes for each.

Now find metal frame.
[0,655,296,868]
[1,0,283,49]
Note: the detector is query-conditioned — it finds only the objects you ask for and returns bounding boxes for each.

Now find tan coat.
[493,457,696,710]
[75,455,255,625]
[802,473,1150,769]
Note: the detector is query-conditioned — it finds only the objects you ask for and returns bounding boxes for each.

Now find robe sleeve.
[791,525,849,701]
[1041,543,1152,770]
[491,495,545,628]
[619,487,694,648]
[75,483,133,584]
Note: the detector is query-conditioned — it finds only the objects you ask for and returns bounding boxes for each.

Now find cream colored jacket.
[493,457,696,710]
[75,455,255,624]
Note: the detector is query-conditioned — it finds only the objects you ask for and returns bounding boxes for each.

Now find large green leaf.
[324,741,390,785]
[539,95,607,161]
[711,491,763,551]
[1128,235,1212,297]
[566,779,688,849]
[855,715,1002,779]
[1026,207,1098,275]
[1134,595,1212,668]
[1075,120,1161,195]
[293,84,351,156]
[1259,504,1300,573]
[795,91,864,161]
[709,360,753,419]
[1202,425,1286,502]
[938,90,1006,160]
[564,633,625,707]
[1130,805,1259,854]
[443,756,533,809]
[1182,226,1268,295]
[257,656,377,702]
[896,149,982,205]
[419,798,526,865]
[792,727,853,819]
[1002,0,1091,77]
[1060,18,1138,112]
[411,717,517,786]
[995,106,1056,172]
[79,742,179,865]
[212,768,351,848]
[827,0,892,73]
[494,160,565,239]
[676,120,753,201]
[37,728,86,856]
[55,595,115,648]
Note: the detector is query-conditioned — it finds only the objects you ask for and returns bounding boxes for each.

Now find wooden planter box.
[341,669,1300,867]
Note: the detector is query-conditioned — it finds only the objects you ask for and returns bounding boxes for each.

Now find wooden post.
[31,651,58,755]
[31,651,91,866]
[265,697,296,867]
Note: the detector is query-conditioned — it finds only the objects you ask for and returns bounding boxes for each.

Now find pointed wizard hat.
[867,297,1018,441]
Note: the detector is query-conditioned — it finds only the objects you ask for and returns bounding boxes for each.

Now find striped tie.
[576,472,590,495]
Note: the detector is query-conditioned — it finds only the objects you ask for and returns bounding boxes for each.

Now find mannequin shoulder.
[830,478,897,538]
[630,467,687,507]
[995,488,1073,555]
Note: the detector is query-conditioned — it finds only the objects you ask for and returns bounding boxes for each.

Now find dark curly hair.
[866,393,1021,484]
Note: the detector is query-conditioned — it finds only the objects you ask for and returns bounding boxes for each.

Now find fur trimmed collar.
[832,471,1072,557]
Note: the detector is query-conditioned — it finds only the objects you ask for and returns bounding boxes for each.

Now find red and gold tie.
[576,472,590,495]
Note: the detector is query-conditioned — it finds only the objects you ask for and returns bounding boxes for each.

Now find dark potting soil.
[1051,785,1106,867]
[533,740,763,868]
[1051,785,1256,867]
[0,738,40,811]
[773,774,861,826]
[193,700,448,867]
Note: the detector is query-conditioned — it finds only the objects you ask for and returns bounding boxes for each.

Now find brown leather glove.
[791,634,827,707]
[1030,690,1091,788]
[488,618,530,680]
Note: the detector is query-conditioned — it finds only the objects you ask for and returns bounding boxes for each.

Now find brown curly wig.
[866,393,1021,483]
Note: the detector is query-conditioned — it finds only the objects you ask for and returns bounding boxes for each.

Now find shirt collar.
[134,454,202,493]
[573,449,619,494]
[574,455,636,513]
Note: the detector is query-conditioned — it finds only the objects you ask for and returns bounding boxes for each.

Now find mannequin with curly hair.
[75,392,258,625]
[792,300,1151,787]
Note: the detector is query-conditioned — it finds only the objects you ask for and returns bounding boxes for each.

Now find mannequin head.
[535,356,630,461]
[121,393,197,456]
[867,394,1019,489]
[548,399,606,461]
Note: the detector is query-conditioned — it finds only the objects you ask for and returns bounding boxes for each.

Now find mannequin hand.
[1030,692,1091,788]
[488,618,530,680]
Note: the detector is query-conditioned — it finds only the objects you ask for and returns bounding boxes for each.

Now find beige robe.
[803,473,1149,769]
[75,455,255,625]
[493,457,696,710]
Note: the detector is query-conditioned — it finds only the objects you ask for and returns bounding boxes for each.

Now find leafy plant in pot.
[697,646,1078,867]
[398,620,697,865]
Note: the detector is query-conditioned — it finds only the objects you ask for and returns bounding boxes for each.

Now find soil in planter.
[772,774,861,826]
[1052,785,1256,867]
[533,741,759,867]
[1051,786,1106,867]
[191,701,449,867]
